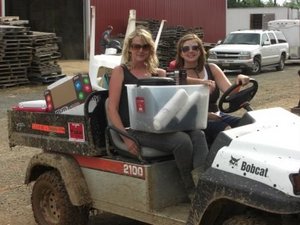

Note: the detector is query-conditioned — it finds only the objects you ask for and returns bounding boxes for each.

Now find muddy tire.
[31,170,89,225]
[222,214,271,225]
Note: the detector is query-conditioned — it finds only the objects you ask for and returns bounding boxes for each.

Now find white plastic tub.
[126,84,209,133]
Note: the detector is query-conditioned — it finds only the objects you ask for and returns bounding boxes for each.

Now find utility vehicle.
[7,78,300,225]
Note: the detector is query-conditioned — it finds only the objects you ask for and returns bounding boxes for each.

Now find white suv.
[208,30,289,74]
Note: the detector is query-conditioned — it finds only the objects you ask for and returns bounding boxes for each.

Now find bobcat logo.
[229,156,240,168]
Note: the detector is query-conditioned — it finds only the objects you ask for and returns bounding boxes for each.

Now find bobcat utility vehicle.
[7,76,300,225]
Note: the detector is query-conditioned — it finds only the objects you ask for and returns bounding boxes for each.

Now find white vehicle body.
[212,107,300,197]
[207,30,289,74]
[268,19,300,59]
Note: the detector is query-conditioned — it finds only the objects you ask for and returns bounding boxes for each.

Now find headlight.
[239,51,251,60]
[208,51,217,59]
[290,172,300,195]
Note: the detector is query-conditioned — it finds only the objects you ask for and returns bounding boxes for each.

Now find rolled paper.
[176,91,201,121]
[153,89,188,130]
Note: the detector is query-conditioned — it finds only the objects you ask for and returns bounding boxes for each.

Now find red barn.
[2,0,226,59]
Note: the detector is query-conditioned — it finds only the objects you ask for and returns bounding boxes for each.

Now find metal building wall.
[91,0,226,53]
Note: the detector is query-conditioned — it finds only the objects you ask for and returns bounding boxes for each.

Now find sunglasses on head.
[131,43,150,51]
[181,45,200,53]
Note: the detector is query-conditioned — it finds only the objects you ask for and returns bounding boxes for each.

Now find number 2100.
[123,164,144,177]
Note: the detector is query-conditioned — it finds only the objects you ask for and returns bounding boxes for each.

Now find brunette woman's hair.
[175,33,206,72]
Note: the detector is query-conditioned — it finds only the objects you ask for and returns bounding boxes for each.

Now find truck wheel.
[222,214,275,225]
[31,170,89,225]
[250,57,261,75]
[276,55,285,71]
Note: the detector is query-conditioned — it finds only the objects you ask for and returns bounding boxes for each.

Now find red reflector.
[290,173,300,195]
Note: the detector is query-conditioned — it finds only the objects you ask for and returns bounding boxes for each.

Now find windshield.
[223,33,260,45]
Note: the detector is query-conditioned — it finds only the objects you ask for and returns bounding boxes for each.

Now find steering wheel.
[218,79,258,113]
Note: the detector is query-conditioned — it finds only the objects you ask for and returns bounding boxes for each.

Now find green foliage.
[228,0,263,7]
[283,0,300,8]
[228,0,300,8]
[264,0,279,6]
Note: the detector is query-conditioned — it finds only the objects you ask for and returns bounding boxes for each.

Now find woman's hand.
[201,79,216,93]
[208,112,221,121]
[123,137,139,156]
[236,74,250,86]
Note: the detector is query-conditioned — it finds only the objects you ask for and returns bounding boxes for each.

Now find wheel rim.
[40,189,60,224]
[252,60,260,73]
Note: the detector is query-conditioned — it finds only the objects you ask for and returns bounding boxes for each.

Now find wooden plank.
[28,73,66,84]
[0,16,20,22]
[0,25,30,33]
[0,79,30,88]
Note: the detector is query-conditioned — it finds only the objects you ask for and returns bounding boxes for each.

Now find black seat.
[105,98,172,162]
[84,90,108,153]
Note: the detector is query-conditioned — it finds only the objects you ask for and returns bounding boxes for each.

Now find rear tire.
[276,55,285,71]
[31,170,89,225]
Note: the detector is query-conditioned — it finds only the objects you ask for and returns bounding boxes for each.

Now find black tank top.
[205,64,220,112]
[119,65,139,127]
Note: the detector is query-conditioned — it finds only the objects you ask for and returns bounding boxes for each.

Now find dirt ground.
[0,60,299,225]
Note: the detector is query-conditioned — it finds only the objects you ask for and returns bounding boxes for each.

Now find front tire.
[222,214,279,225]
[249,57,261,75]
[31,170,89,225]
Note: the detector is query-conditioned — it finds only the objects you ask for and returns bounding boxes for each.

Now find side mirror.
[217,40,223,45]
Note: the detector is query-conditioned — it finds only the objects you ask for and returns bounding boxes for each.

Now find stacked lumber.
[136,19,161,39]
[0,16,65,87]
[0,25,32,88]
[0,16,29,27]
[27,31,65,84]
[136,19,204,69]
[158,26,204,68]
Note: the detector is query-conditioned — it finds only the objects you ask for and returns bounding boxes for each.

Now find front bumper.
[187,168,300,224]
[208,58,254,70]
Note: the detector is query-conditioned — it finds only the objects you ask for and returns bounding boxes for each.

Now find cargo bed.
[8,90,108,156]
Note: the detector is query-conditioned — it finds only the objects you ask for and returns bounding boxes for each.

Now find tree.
[227,0,300,7]
[283,0,300,8]
[228,0,266,8]
[265,0,279,6]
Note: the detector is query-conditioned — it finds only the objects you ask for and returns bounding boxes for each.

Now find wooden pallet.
[0,25,30,33]
[0,68,29,88]
[0,23,62,88]
[28,63,62,76]
[0,16,20,22]
[0,79,30,88]
[27,31,59,46]
[33,44,59,54]
[28,73,66,84]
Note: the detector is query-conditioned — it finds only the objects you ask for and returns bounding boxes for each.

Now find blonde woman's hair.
[122,28,159,74]
[175,33,206,72]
